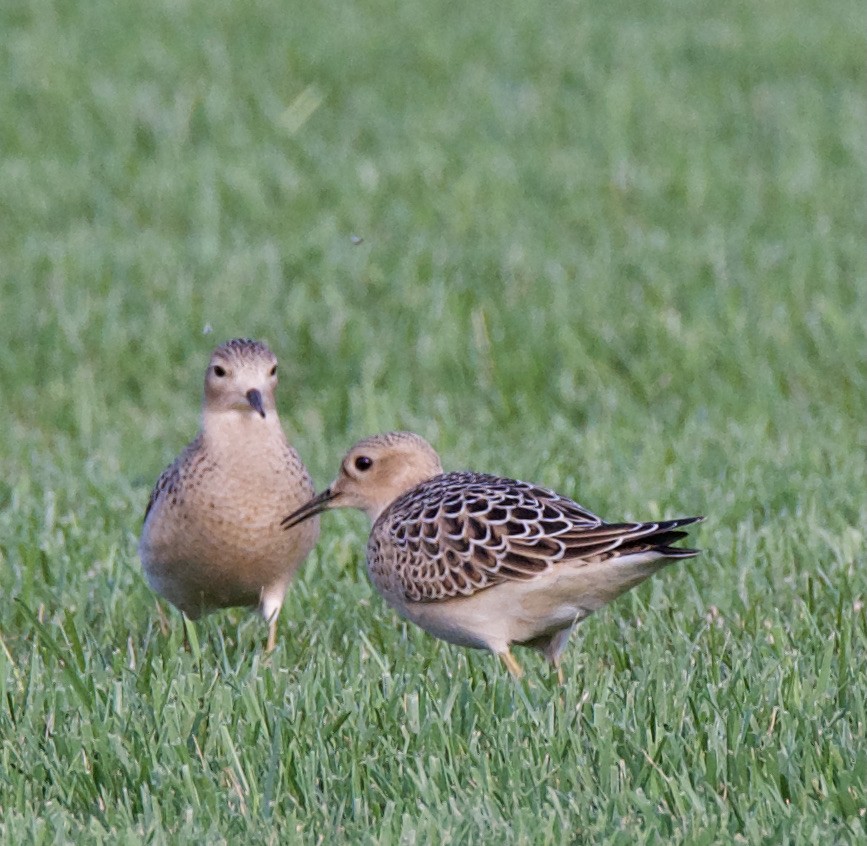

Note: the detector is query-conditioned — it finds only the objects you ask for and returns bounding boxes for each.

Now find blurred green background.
[1,0,864,842]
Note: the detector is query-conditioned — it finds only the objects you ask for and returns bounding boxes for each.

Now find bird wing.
[142,435,203,524]
[373,472,702,603]
[374,472,635,602]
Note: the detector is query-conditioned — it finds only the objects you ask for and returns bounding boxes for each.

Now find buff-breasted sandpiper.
[281,431,702,677]
[139,338,319,651]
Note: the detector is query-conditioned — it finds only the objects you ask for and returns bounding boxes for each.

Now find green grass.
[1,0,864,841]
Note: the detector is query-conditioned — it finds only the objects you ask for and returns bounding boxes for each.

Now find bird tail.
[609,516,704,559]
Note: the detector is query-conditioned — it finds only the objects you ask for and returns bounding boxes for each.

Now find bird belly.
[394,582,579,654]
[369,548,673,655]
[389,554,670,655]
[139,481,318,618]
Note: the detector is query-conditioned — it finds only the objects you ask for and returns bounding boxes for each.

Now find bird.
[281,431,702,678]
[139,338,319,652]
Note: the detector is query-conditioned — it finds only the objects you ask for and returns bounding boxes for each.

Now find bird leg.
[499,650,524,678]
[260,588,283,653]
[155,600,171,637]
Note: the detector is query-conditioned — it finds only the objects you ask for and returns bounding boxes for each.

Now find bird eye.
[213,365,227,377]
[269,364,277,376]
[354,456,373,472]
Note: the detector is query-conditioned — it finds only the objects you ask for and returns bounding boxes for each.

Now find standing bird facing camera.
[139,338,319,651]
[282,432,702,678]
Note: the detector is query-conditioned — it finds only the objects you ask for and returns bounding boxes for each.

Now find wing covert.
[375,472,607,602]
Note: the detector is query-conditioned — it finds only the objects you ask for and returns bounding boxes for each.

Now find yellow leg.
[155,600,170,637]
[499,650,524,678]
[266,617,278,653]
[556,664,565,686]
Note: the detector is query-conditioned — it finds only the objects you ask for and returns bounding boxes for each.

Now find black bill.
[281,488,338,529]
[246,389,266,418]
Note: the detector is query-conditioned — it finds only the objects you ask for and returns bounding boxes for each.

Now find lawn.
[0,0,864,842]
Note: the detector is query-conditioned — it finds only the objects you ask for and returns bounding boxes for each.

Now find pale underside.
[395,549,676,664]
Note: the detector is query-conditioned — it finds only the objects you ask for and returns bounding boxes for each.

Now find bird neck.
[364,500,391,524]
[201,410,285,455]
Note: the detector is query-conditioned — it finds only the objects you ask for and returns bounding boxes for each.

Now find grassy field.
[1,0,864,841]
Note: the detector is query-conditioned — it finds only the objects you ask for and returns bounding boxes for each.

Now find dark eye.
[269,364,277,376]
[213,365,227,377]
[354,456,373,472]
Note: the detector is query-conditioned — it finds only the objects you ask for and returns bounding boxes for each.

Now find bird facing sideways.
[281,431,702,678]
[139,338,319,651]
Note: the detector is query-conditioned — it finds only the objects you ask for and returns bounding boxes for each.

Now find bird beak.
[246,389,266,418]
[281,488,338,529]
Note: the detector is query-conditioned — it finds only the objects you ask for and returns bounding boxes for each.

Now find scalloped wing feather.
[371,472,702,603]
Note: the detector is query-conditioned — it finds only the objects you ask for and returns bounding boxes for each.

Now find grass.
[0,0,864,841]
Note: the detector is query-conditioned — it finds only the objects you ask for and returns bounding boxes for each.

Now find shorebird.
[281,431,702,677]
[139,338,319,651]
